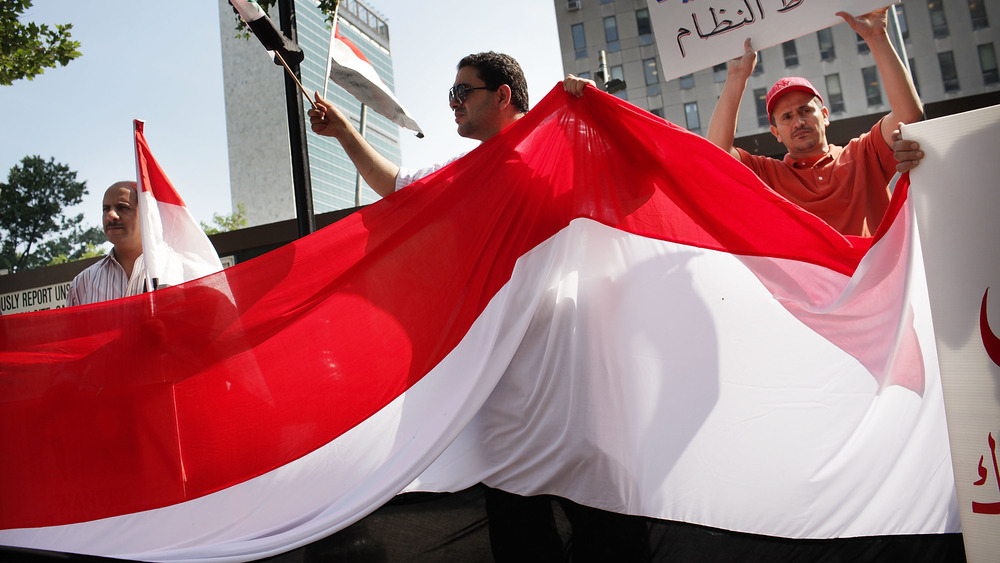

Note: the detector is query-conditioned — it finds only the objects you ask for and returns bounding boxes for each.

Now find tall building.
[218,0,401,226]
[554,0,1000,154]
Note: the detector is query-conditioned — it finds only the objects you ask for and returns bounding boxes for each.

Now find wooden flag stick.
[274,50,319,110]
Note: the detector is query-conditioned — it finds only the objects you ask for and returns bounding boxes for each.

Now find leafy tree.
[201,203,249,235]
[42,228,108,266]
[0,0,81,86]
[0,156,104,273]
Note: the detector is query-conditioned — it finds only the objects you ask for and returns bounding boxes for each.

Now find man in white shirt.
[309,51,593,197]
[309,52,646,560]
[66,181,147,306]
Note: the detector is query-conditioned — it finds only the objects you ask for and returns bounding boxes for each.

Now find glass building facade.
[219,0,402,226]
[295,0,401,211]
[553,0,999,154]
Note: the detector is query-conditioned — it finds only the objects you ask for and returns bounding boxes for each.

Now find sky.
[0,0,565,233]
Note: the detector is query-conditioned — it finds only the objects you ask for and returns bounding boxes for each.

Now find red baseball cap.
[765,77,823,118]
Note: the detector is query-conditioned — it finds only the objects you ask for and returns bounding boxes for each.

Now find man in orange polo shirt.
[706,8,923,236]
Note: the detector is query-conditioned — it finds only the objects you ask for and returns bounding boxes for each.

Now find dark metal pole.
[354,104,367,207]
[278,0,316,237]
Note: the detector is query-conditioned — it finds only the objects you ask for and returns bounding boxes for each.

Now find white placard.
[905,105,1000,563]
[0,282,71,316]
[649,0,894,82]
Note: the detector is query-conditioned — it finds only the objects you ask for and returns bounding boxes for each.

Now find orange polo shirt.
[735,120,895,237]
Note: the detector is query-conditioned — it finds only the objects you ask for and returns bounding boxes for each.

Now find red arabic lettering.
[972,432,1000,515]
[982,288,1000,367]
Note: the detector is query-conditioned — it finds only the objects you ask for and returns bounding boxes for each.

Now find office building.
[554,0,1000,153]
[218,0,401,226]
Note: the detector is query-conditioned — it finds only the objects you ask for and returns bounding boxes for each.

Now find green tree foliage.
[42,229,107,266]
[0,156,105,273]
[201,203,249,235]
[0,0,81,86]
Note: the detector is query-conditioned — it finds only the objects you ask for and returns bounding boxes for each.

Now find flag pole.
[355,104,367,206]
[278,0,316,237]
[132,119,160,293]
[888,5,911,76]
[324,0,367,207]
[323,0,342,100]
[275,50,319,110]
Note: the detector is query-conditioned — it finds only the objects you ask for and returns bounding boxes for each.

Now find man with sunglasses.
[310,53,649,560]
[308,51,530,199]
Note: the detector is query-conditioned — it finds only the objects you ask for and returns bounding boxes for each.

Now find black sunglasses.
[448,83,490,104]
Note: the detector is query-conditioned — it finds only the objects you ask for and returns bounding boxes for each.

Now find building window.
[754,87,769,127]
[929,2,949,38]
[650,108,664,118]
[636,8,654,45]
[753,55,764,75]
[610,64,627,98]
[713,62,728,82]
[856,33,870,54]
[783,40,799,67]
[343,1,390,40]
[969,0,990,30]
[601,0,614,4]
[817,29,836,61]
[679,73,694,89]
[604,16,620,52]
[644,58,659,86]
[895,5,910,41]
[684,102,701,134]
[939,51,960,92]
[637,8,652,36]
[578,71,592,80]
[909,58,921,95]
[979,43,999,85]
[862,66,882,106]
[825,74,845,113]
[572,23,587,59]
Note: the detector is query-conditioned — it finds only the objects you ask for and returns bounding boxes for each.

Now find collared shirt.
[735,119,895,237]
[395,153,467,192]
[66,252,148,307]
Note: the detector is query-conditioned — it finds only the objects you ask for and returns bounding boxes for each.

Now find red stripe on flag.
[335,25,371,65]
[134,120,185,207]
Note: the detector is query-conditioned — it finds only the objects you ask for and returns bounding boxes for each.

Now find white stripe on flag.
[0,214,958,560]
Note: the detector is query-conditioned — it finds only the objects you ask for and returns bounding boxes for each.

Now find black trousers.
[484,487,651,562]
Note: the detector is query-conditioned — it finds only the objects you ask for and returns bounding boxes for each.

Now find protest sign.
[649,0,894,81]
[905,104,1000,563]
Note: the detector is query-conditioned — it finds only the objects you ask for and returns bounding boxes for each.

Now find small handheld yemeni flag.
[229,0,304,66]
[328,22,423,136]
[133,120,223,288]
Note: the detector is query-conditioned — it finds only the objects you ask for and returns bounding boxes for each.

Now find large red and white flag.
[326,20,423,136]
[0,86,957,561]
[134,119,223,289]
